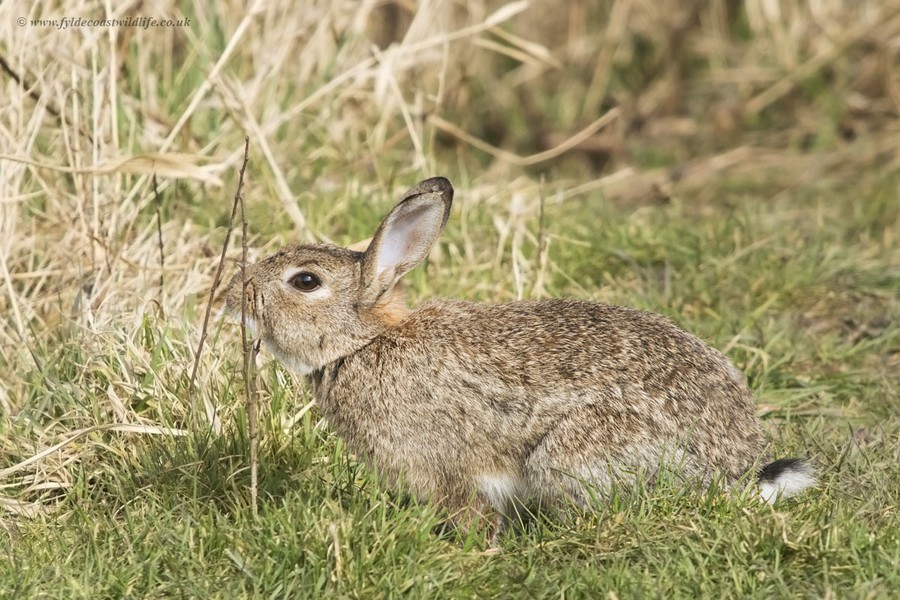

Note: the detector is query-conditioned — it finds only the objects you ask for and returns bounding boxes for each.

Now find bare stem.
[152,173,165,302]
[187,137,251,432]
[533,174,548,298]
[239,146,260,518]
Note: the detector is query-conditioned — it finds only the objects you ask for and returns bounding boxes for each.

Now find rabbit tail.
[757,458,816,504]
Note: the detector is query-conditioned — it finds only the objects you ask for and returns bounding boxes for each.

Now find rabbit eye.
[290,272,321,292]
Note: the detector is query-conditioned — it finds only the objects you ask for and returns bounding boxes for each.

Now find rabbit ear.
[360,177,453,306]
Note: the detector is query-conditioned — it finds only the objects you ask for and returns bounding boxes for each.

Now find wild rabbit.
[226,177,814,533]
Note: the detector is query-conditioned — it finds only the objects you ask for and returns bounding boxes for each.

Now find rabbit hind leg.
[434,486,504,543]
[523,413,700,511]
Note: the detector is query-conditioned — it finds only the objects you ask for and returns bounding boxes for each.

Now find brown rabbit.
[225,177,814,533]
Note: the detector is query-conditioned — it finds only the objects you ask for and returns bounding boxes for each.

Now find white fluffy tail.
[757,458,816,504]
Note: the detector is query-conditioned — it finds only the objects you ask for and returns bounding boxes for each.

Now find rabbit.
[225,176,815,534]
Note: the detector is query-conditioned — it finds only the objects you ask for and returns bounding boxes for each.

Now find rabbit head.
[225,177,453,375]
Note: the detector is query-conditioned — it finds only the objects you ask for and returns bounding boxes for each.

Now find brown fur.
[370,285,410,328]
[225,177,812,534]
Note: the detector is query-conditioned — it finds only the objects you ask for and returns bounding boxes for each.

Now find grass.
[2,0,900,598]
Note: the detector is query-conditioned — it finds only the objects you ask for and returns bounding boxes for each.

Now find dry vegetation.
[1,0,899,597]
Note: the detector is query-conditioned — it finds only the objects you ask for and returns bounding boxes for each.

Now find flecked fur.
[225,177,813,532]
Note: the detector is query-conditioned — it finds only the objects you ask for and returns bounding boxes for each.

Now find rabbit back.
[310,298,768,509]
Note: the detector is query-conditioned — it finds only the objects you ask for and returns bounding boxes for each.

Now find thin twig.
[428,108,620,167]
[239,156,260,518]
[532,174,548,298]
[0,52,62,119]
[152,173,165,300]
[188,138,251,432]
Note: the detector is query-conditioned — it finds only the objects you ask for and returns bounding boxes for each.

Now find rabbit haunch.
[226,176,814,531]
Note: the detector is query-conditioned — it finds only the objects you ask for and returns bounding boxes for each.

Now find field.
[2,1,899,597]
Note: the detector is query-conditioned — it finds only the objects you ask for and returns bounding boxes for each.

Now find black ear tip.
[413,176,453,198]
[423,176,452,190]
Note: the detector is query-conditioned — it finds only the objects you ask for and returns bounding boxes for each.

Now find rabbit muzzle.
[225,268,259,336]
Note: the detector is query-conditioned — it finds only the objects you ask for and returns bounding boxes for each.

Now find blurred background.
[2,0,898,319]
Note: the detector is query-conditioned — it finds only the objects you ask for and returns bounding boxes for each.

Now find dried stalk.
[187,138,251,433]
[238,143,260,517]
[152,173,165,301]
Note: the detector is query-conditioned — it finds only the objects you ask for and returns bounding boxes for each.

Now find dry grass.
[1,0,899,596]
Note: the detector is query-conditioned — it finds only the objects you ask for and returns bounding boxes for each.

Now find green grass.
[3,169,899,598]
